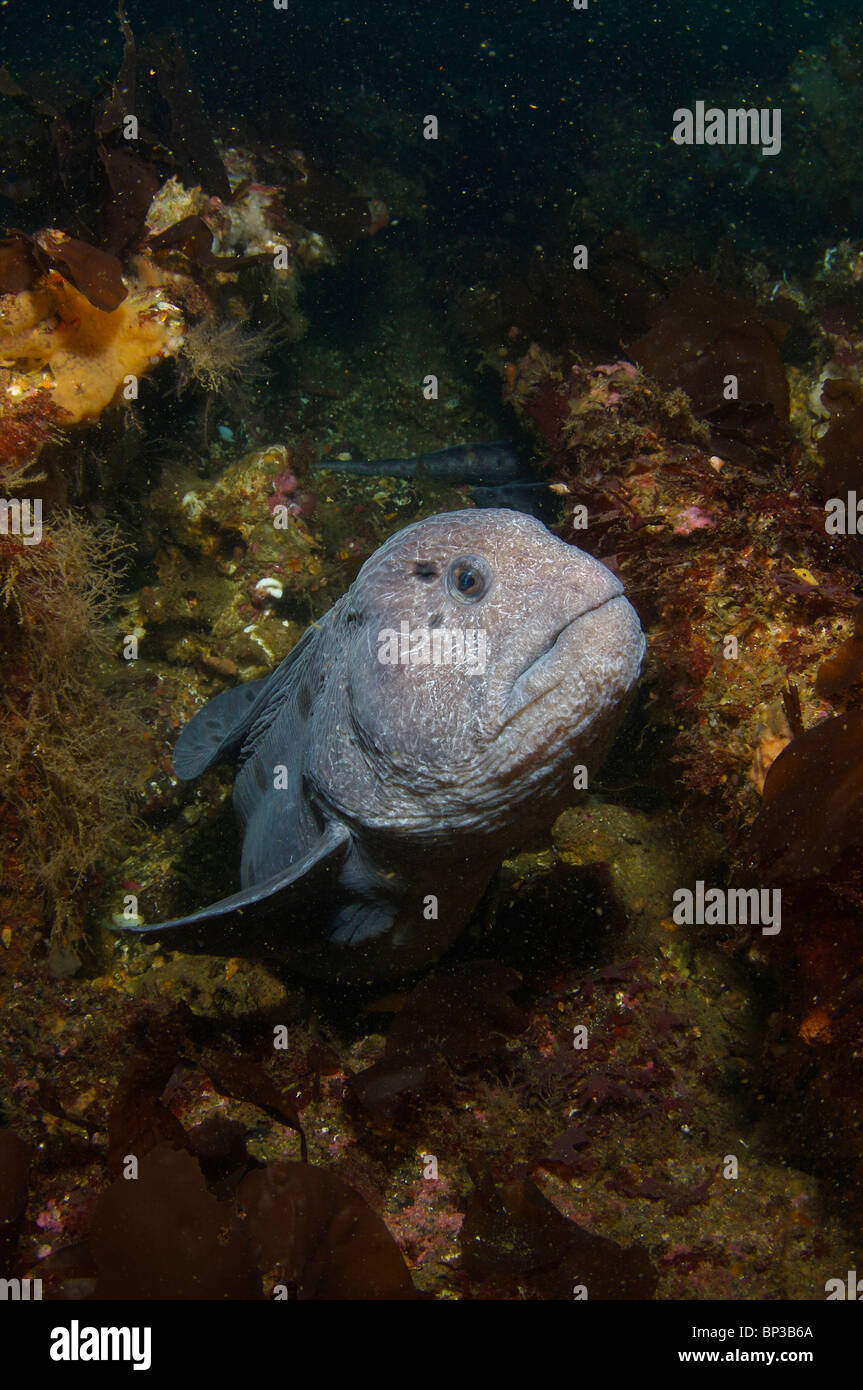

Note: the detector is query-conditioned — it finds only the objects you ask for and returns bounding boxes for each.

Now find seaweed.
[0,234,41,294]
[237,1162,416,1300]
[350,961,528,1118]
[608,1165,718,1216]
[630,278,790,421]
[90,1145,260,1299]
[748,712,863,879]
[106,1055,189,1177]
[0,10,230,251]
[175,317,280,399]
[149,215,272,272]
[459,1169,657,1299]
[186,1116,258,1195]
[197,1048,306,1161]
[538,1121,598,1178]
[817,377,863,495]
[0,515,147,944]
[815,601,863,698]
[37,1144,413,1300]
[0,229,127,310]
[32,229,127,312]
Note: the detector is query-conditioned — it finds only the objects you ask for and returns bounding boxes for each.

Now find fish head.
[328,509,645,834]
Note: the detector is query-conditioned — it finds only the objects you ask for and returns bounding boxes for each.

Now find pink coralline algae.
[594,360,641,379]
[267,470,299,511]
[673,504,716,536]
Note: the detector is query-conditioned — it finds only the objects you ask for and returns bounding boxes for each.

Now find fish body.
[124,510,645,982]
[468,479,559,521]
[316,441,524,487]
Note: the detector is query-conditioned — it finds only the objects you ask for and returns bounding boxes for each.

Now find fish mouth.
[512,592,619,684]
[502,591,631,727]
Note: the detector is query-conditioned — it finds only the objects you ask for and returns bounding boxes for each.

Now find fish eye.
[447,555,490,602]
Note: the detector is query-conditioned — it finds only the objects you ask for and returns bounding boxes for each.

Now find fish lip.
[500,591,631,728]
[512,591,619,684]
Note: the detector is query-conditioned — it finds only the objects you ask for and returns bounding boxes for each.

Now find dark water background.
[0,0,837,93]
[1,0,858,257]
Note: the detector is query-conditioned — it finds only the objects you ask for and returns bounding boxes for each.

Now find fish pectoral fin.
[328,899,397,946]
[173,617,331,781]
[173,677,270,780]
[119,820,352,935]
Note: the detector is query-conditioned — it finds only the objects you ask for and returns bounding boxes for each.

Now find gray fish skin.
[316,441,524,487]
[124,510,645,983]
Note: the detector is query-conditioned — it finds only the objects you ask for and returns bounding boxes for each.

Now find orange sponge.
[0,270,183,429]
